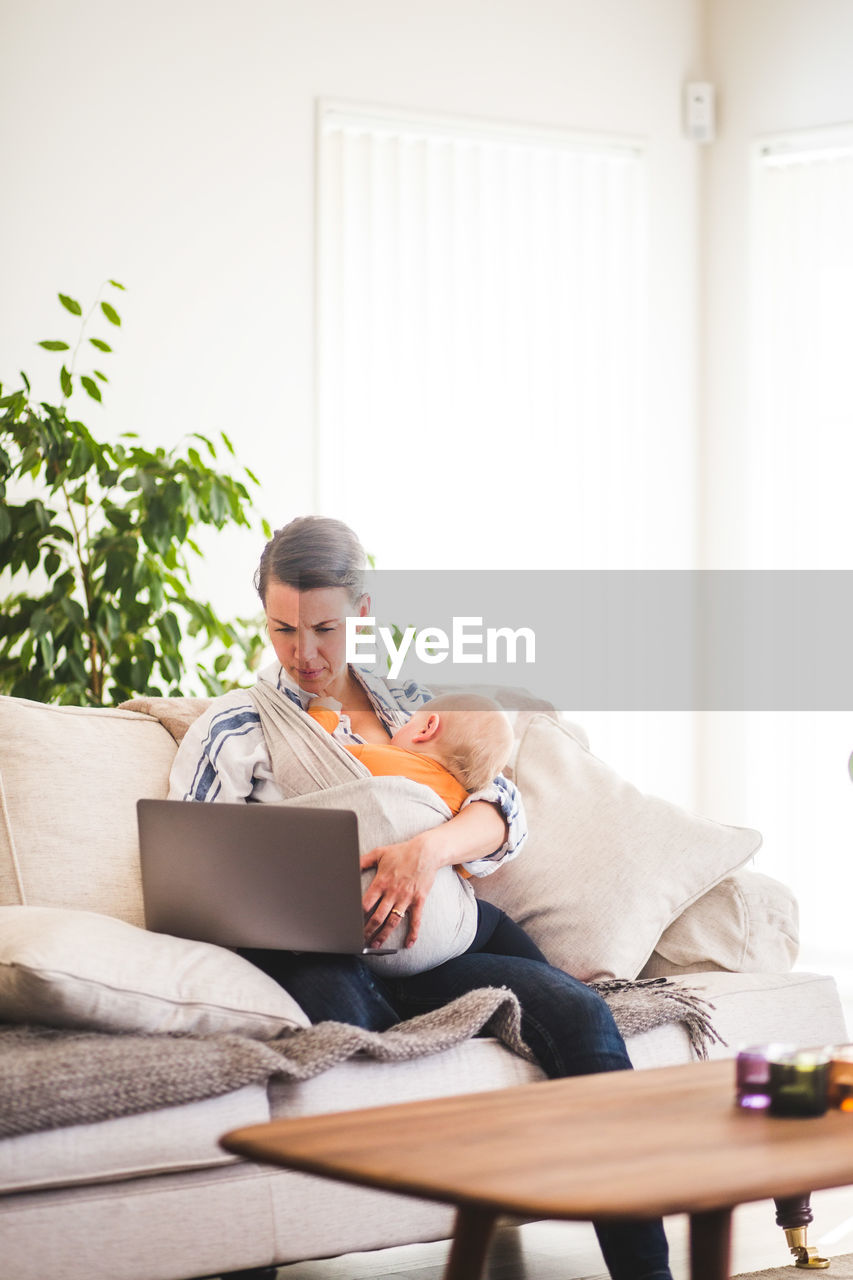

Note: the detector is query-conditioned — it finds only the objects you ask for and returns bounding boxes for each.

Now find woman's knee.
[398,952,630,1075]
[522,967,627,1059]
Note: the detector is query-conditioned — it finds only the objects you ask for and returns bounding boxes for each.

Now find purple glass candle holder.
[736,1044,793,1110]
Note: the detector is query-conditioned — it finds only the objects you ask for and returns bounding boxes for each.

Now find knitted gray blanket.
[0,979,721,1140]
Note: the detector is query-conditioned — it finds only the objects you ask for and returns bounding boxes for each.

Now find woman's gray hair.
[255,516,367,604]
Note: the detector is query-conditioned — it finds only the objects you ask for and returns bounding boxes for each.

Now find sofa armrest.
[638,870,799,978]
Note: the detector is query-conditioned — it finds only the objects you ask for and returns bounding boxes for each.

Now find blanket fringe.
[591,977,726,1061]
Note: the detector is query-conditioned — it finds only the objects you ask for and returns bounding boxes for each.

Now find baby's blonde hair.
[426,693,514,792]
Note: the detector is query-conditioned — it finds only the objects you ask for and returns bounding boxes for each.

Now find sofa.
[0,691,847,1280]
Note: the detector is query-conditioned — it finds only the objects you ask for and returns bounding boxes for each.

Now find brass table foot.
[786,1227,831,1269]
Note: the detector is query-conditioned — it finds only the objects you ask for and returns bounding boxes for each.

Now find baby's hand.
[309,695,342,714]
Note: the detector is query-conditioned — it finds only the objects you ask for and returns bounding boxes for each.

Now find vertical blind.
[743,130,853,964]
[316,102,649,571]
[747,132,853,569]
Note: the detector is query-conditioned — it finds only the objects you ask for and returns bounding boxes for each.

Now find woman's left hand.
[360,831,443,950]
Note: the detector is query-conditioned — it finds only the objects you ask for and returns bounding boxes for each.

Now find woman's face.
[264,580,369,697]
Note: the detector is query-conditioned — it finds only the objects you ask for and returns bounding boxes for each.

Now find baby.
[308,691,545,968]
[307,691,514,817]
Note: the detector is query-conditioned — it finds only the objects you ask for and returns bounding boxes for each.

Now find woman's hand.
[360,830,444,950]
[361,800,508,949]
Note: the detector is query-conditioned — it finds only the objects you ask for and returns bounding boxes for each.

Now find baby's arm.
[307,695,343,734]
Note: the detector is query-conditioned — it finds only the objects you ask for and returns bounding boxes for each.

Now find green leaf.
[60,597,86,628]
[67,650,88,684]
[38,632,56,670]
[191,432,217,459]
[20,370,31,392]
[109,280,126,291]
[89,338,113,353]
[209,485,226,523]
[58,293,83,316]
[100,301,121,327]
[157,611,182,647]
[160,652,182,685]
[94,370,109,383]
[31,608,50,637]
[80,376,103,403]
[38,340,70,352]
[220,431,235,455]
[60,366,73,398]
[69,438,93,476]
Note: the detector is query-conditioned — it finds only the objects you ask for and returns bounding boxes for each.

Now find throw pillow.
[639,870,799,978]
[0,905,310,1036]
[474,714,762,980]
[119,696,213,744]
[0,695,177,923]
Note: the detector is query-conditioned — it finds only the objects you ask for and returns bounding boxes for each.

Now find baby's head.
[391,693,513,792]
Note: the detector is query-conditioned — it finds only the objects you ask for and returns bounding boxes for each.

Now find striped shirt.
[167,662,526,878]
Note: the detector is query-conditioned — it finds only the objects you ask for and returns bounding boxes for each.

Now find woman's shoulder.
[169,683,271,801]
[195,685,260,724]
[177,680,270,753]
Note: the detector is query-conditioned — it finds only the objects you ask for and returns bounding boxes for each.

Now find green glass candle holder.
[768,1048,830,1117]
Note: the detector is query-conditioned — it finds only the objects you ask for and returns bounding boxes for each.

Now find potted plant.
[0,283,270,705]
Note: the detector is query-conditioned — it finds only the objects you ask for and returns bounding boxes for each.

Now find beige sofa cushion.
[638,870,799,978]
[0,906,310,1035]
[0,1084,270,1193]
[0,696,176,924]
[476,714,762,980]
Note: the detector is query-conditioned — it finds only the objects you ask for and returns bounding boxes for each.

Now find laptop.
[137,798,396,954]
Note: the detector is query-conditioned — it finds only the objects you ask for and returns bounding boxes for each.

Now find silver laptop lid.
[137,799,373,953]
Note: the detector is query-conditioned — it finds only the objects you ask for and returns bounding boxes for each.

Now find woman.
[169,515,673,1280]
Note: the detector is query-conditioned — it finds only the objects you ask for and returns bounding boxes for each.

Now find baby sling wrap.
[247,679,478,976]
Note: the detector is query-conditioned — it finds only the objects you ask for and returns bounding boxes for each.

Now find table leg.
[689,1207,733,1280]
[444,1206,497,1280]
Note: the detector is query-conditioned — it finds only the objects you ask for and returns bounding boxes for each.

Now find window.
[743,127,853,970]
[747,127,853,569]
[316,101,651,571]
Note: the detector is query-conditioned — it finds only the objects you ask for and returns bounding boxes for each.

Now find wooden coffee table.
[221,1060,853,1280]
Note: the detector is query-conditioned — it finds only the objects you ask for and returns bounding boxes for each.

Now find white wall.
[0,0,704,622]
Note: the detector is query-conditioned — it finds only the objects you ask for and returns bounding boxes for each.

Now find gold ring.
[389,908,406,919]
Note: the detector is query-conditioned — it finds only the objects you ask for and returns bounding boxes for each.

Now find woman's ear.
[358,593,372,619]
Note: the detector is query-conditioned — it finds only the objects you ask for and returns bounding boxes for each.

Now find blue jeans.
[238,928,672,1280]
